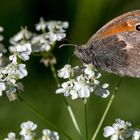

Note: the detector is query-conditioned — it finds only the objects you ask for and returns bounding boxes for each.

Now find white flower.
[9,54,17,64]
[3,62,27,80]
[20,121,37,140]
[45,31,66,42]
[9,43,32,61]
[41,129,59,140]
[74,75,91,98]
[58,64,71,79]
[10,28,32,44]
[103,118,133,140]
[46,21,68,42]
[95,83,110,98]
[31,35,51,52]
[56,75,92,100]
[46,21,69,32]
[56,64,110,100]
[0,82,6,96]
[133,130,140,140]
[4,121,60,140]
[32,20,69,53]
[69,89,78,100]
[35,17,47,31]
[84,64,95,78]
[56,81,73,96]
[14,64,28,79]
[4,132,17,140]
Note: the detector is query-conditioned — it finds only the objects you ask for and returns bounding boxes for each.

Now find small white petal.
[102,83,109,89]
[58,64,71,79]
[133,130,140,140]
[55,88,65,94]
[4,132,16,140]
[70,90,78,100]
[111,134,119,140]
[103,126,116,137]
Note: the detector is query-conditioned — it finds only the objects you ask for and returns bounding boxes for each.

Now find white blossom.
[74,75,91,98]
[95,83,110,98]
[103,118,133,140]
[56,81,74,97]
[56,64,110,99]
[3,62,27,80]
[133,130,140,140]
[4,132,17,140]
[58,64,71,79]
[84,64,96,78]
[5,121,60,140]
[46,21,69,32]
[19,121,37,140]
[32,20,69,53]
[35,17,47,31]
[10,28,32,44]
[9,54,17,64]
[31,34,51,52]
[9,43,32,61]
[45,31,66,42]
[41,129,59,140]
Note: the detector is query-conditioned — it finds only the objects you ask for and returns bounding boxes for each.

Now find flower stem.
[84,99,88,140]
[18,95,72,140]
[50,64,83,139]
[91,78,123,140]
[50,63,60,87]
[64,99,83,139]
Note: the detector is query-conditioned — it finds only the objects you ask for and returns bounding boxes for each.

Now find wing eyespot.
[136,25,140,31]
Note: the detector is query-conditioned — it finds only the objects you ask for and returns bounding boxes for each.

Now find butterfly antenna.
[59,44,77,48]
[62,39,77,44]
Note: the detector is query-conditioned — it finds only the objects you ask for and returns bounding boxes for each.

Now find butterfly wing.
[75,10,140,77]
[87,31,140,77]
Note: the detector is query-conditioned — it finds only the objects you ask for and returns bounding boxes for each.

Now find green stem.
[50,64,82,139]
[64,99,83,139]
[18,95,72,140]
[50,63,60,87]
[91,78,123,140]
[84,99,88,140]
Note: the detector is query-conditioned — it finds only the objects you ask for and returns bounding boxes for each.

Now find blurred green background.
[0,0,140,139]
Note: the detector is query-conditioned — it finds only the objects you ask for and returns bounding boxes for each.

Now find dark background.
[0,0,140,139]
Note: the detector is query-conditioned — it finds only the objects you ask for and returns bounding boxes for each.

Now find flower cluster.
[0,27,26,101]
[9,18,69,60]
[33,18,69,52]
[9,28,32,61]
[4,120,59,140]
[0,18,69,100]
[103,118,140,140]
[56,64,110,100]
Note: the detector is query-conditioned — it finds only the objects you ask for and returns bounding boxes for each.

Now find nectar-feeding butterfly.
[75,10,140,77]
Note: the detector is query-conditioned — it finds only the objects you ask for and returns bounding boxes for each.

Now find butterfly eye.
[136,25,140,31]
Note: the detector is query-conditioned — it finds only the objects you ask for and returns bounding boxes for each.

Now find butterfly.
[75,10,140,77]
